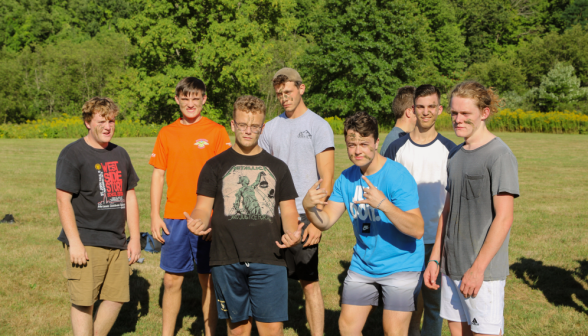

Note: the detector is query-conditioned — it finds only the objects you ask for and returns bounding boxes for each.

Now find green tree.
[562,0,588,29]
[529,62,588,111]
[299,0,435,124]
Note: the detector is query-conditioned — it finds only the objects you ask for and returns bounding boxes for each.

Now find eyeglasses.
[234,122,263,133]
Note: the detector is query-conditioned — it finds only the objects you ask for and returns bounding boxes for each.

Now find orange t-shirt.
[149,117,231,219]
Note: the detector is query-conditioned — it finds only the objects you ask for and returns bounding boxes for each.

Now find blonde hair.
[449,81,501,116]
[233,95,266,118]
[82,97,119,126]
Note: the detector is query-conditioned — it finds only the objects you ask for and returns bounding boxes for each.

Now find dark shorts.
[160,218,211,274]
[210,263,288,323]
[283,214,319,282]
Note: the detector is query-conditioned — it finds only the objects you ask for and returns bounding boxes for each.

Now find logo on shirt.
[151,153,156,157]
[95,161,126,210]
[472,318,479,326]
[222,165,276,221]
[194,139,209,148]
[226,142,232,146]
[298,130,312,139]
[362,223,371,233]
[350,185,381,222]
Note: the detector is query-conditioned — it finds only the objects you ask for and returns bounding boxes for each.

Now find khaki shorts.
[64,245,130,306]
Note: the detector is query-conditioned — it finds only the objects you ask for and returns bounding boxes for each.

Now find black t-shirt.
[197,148,298,267]
[56,138,139,249]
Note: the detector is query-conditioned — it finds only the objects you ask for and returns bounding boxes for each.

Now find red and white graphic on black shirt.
[95,161,126,210]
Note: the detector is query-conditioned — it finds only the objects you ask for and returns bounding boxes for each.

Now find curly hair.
[344,111,379,141]
[449,81,501,116]
[82,97,119,127]
[233,95,266,118]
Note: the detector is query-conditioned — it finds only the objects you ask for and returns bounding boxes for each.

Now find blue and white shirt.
[330,159,423,277]
[384,134,456,244]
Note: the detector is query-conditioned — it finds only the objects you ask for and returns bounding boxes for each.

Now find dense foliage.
[1,0,588,125]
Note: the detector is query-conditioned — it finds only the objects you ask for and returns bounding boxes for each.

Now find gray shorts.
[342,270,422,312]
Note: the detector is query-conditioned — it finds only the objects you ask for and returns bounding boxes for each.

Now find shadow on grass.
[109,270,151,335]
[511,257,588,315]
[283,260,386,336]
[156,270,226,336]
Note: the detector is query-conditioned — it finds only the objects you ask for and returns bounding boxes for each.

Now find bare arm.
[302,180,347,231]
[126,189,141,264]
[150,168,169,243]
[355,176,424,239]
[185,195,215,236]
[423,193,450,290]
[56,189,88,266]
[303,148,335,246]
[277,199,304,248]
[460,193,515,297]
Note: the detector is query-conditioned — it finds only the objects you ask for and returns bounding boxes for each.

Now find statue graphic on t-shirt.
[233,172,265,215]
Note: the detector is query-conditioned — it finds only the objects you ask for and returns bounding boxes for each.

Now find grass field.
[0,132,587,335]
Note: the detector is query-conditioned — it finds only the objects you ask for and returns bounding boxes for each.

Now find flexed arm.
[302,179,347,231]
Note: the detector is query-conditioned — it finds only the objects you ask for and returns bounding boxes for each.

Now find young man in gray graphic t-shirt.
[424,81,519,336]
[259,67,334,336]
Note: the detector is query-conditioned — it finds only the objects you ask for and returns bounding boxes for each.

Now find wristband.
[375,198,386,210]
[428,259,440,267]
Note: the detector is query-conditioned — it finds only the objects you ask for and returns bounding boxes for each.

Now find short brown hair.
[449,81,501,116]
[233,95,266,119]
[414,84,441,104]
[344,111,379,141]
[175,77,206,97]
[272,74,302,89]
[82,97,119,127]
[392,86,416,121]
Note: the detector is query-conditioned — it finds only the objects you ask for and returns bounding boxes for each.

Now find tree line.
[1,0,587,125]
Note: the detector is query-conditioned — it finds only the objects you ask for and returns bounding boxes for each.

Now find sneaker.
[0,214,15,224]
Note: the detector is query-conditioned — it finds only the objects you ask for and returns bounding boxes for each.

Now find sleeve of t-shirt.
[258,126,271,153]
[313,119,335,155]
[278,165,298,202]
[329,174,345,203]
[149,131,168,170]
[124,151,140,190]
[383,137,407,161]
[197,160,219,198]
[215,128,232,155]
[490,152,520,198]
[55,153,81,194]
[390,168,420,211]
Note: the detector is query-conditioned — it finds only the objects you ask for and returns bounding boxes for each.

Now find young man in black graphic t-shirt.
[56,97,141,336]
[186,95,303,336]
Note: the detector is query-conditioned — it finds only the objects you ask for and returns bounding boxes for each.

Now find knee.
[301,280,321,294]
[163,273,183,291]
[228,324,251,336]
[339,315,360,335]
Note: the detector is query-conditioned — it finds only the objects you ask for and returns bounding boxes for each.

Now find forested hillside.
[1,0,587,124]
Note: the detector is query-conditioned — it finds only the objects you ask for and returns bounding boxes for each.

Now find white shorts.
[440,274,505,335]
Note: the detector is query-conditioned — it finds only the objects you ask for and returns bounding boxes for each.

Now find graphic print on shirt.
[95,161,126,210]
[222,165,276,220]
[298,130,312,139]
[349,185,381,223]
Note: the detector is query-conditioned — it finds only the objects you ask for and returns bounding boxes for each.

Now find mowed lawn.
[0,132,587,336]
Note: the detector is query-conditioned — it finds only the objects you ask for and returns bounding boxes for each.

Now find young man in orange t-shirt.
[149,77,231,336]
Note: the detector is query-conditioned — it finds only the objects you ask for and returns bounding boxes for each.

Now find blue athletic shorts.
[160,218,211,274]
[211,263,288,323]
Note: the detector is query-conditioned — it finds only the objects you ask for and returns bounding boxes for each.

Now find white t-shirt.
[384,134,456,244]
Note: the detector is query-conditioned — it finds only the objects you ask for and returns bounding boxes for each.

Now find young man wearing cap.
[56,97,141,336]
[385,85,456,336]
[380,86,417,155]
[303,111,424,336]
[186,95,303,336]
[150,78,231,336]
[259,67,335,336]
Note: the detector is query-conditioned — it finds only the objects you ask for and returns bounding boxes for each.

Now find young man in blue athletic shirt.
[302,111,425,336]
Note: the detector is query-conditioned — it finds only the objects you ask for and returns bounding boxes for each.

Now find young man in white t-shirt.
[384,85,456,336]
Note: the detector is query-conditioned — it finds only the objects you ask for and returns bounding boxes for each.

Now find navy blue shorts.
[211,263,288,323]
[160,218,211,274]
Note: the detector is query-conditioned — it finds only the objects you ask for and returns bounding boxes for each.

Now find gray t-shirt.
[443,137,519,281]
[259,109,335,214]
[380,127,408,155]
